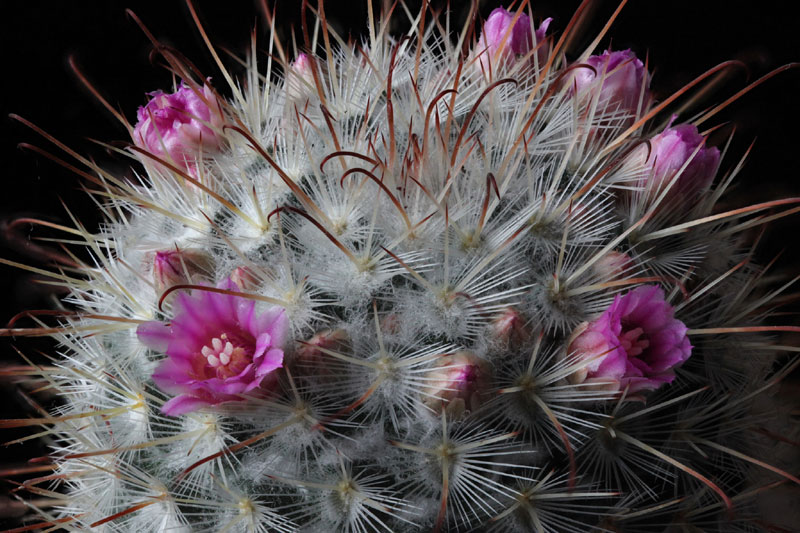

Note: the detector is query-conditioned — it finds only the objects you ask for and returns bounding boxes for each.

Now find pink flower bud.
[476,8,551,72]
[593,251,634,281]
[152,249,211,293]
[380,313,401,336]
[567,285,691,396]
[295,329,350,367]
[489,307,530,349]
[423,351,489,414]
[633,122,720,199]
[229,266,258,291]
[570,50,651,119]
[133,82,224,170]
[286,53,316,101]
[292,53,311,72]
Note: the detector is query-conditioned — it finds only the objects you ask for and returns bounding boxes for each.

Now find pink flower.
[567,285,691,395]
[476,7,552,71]
[570,50,651,119]
[634,122,720,198]
[133,82,224,170]
[137,279,287,415]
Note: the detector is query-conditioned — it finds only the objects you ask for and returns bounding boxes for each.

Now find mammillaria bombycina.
[2,2,799,532]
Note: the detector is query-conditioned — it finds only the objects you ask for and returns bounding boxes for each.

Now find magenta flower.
[133,82,224,170]
[635,122,720,198]
[477,7,552,71]
[137,279,287,415]
[567,285,691,395]
[570,49,651,118]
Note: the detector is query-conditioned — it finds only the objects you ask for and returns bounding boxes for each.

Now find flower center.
[201,334,249,379]
[619,326,649,357]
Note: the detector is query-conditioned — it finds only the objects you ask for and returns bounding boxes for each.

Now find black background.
[1,0,799,528]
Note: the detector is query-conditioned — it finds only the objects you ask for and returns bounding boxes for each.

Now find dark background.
[1,0,799,528]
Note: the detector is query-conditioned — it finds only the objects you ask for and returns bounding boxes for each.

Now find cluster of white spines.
[5,3,798,533]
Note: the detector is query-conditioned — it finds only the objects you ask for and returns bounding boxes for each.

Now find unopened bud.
[475,7,552,74]
[133,82,224,170]
[295,329,350,367]
[380,313,401,336]
[569,50,651,124]
[229,266,259,291]
[489,307,530,350]
[153,249,211,294]
[423,351,489,416]
[593,251,633,280]
[629,121,720,201]
[286,53,316,102]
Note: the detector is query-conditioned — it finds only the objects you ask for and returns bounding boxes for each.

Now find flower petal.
[161,394,213,416]
[136,321,172,351]
[255,347,284,378]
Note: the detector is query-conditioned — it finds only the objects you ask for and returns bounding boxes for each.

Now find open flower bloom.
[567,285,691,395]
[133,82,224,170]
[476,7,552,72]
[633,121,721,199]
[570,49,651,121]
[137,279,287,415]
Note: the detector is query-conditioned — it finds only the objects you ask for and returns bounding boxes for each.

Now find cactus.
[2,2,799,531]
